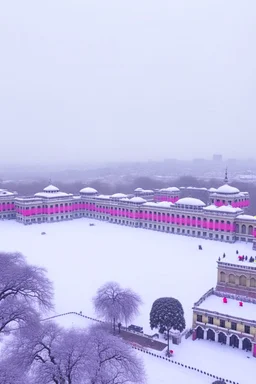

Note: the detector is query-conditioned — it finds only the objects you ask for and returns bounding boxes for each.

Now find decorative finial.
[49,178,52,185]
[224,168,228,184]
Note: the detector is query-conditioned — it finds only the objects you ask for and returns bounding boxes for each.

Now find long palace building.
[1,172,256,249]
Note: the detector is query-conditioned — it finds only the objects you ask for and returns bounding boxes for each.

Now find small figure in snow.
[118,322,122,334]
[218,257,221,262]
[198,245,202,250]
[245,255,248,261]
[223,253,226,258]
[79,311,82,315]
[236,250,239,255]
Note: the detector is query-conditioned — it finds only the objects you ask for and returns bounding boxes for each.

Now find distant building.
[0,171,255,249]
[213,154,223,162]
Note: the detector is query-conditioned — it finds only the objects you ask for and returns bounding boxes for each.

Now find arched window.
[242,224,246,234]
[250,278,256,288]
[220,271,226,283]
[229,274,235,284]
[239,275,246,287]
[236,224,239,233]
[248,225,253,235]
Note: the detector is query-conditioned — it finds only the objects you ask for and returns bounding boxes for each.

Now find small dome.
[130,197,147,203]
[111,193,127,199]
[203,205,218,211]
[80,187,98,194]
[157,201,174,207]
[43,184,59,192]
[208,187,218,192]
[217,205,242,213]
[160,187,180,192]
[216,184,240,194]
[134,188,143,192]
[236,214,256,221]
[175,197,206,207]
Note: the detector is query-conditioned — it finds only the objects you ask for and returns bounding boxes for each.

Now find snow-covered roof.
[142,202,158,207]
[203,205,218,211]
[195,294,256,321]
[43,184,59,192]
[175,197,206,207]
[80,187,98,194]
[120,197,130,202]
[134,188,143,192]
[157,201,174,208]
[34,184,72,198]
[215,184,240,194]
[208,187,218,192]
[236,214,256,221]
[160,187,180,192]
[34,191,71,198]
[111,193,127,199]
[129,197,147,203]
[217,205,242,213]
[96,195,110,199]
[0,189,14,196]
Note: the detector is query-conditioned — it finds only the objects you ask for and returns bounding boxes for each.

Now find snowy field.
[1,219,256,384]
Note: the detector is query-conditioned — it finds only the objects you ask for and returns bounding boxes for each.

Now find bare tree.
[4,322,145,384]
[0,252,53,335]
[87,324,145,384]
[7,321,91,384]
[93,282,142,333]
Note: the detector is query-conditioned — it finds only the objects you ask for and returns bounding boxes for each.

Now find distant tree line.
[1,175,256,214]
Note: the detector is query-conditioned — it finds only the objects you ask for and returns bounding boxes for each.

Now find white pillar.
[239,338,243,349]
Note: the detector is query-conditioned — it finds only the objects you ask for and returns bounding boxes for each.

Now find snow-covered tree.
[85,324,145,384]
[93,281,142,333]
[5,322,145,384]
[150,297,186,353]
[0,252,53,335]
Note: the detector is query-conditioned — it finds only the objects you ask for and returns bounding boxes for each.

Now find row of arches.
[196,327,252,351]
[236,224,254,235]
[219,272,256,287]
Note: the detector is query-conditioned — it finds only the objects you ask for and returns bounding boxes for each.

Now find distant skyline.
[0,1,255,165]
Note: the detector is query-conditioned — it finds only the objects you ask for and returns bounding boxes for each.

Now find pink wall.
[0,203,15,212]
[214,200,250,208]
[154,195,179,203]
[253,229,256,238]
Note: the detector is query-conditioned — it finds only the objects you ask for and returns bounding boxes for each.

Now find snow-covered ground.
[1,219,255,383]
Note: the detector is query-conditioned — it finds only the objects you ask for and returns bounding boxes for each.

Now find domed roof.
[175,197,206,207]
[160,187,180,192]
[217,205,242,213]
[157,201,174,207]
[216,184,240,194]
[129,196,147,203]
[43,184,59,192]
[34,184,70,198]
[134,188,143,192]
[208,187,218,192]
[80,187,98,194]
[111,193,127,199]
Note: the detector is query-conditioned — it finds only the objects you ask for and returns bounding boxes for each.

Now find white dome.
[80,187,98,194]
[160,187,180,192]
[208,187,218,192]
[236,214,256,221]
[157,201,174,207]
[217,205,242,213]
[216,184,240,194]
[130,197,147,203]
[43,184,59,192]
[111,193,127,199]
[0,189,14,196]
[176,197,206,207]
[134,188,143,192]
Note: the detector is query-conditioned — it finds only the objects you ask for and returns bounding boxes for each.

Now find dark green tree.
[150,297,186,354]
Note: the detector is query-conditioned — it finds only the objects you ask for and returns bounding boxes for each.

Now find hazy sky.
[0,1,255,165]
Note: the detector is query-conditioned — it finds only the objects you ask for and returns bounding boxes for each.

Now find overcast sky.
[0,1,255,165]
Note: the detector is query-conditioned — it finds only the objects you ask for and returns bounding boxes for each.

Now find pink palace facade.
[1,177,256,249]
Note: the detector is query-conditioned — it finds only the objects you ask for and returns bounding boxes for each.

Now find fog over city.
[0,1,255,166]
